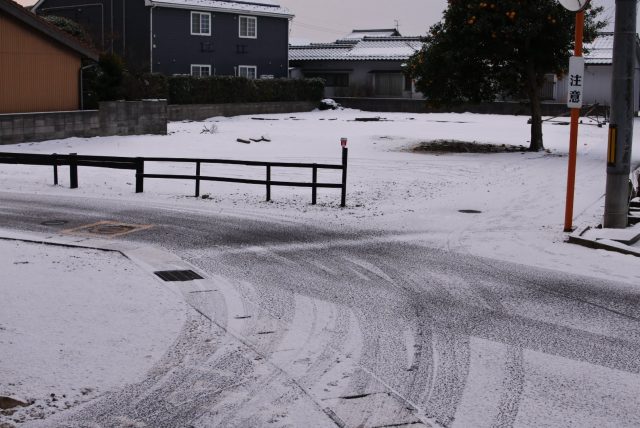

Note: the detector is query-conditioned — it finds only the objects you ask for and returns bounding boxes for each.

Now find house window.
[191,12,211,36]
[239,16,257,38]
[238,65,257,79]
[191,64,211,77]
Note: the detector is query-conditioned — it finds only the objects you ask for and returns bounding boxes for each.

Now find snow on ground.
[0,108,639,284]
[0,239,186,425]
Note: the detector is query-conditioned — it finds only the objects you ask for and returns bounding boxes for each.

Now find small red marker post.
[341,138,348,207]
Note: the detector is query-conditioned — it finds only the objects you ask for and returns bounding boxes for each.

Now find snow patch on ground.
[0,239,187,426]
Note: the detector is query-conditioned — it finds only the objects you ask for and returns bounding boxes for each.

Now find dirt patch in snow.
[413,140,528,153]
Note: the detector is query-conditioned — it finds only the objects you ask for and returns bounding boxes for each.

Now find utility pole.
[604,0,638,228]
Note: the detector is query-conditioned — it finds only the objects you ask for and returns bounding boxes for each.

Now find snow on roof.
[147,0,292,18]
[584,33,614,65]
[289,44,352,61]
[290,32,634,64]
[345,38,423,60]
[290,37,423,61]
[583,32,640,65]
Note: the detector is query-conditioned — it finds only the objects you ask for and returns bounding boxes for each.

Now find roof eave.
[290,57,412,61]
[1,0,99,60]
[146,0,294,19]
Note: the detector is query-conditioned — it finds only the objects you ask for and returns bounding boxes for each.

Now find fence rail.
[0,150,349,206]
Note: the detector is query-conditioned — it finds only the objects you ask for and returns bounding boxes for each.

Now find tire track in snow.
[492,346,525,428]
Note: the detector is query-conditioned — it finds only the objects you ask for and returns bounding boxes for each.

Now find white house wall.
[556,64,640,112]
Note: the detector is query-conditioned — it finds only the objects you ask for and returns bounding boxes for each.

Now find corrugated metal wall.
[0,11,81,114]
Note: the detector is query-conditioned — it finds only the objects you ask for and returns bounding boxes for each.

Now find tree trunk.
[526,65,544,152]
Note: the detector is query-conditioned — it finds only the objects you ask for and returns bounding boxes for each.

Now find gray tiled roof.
[290,37,423,61]
[290,33,631,64]
[584,33,614,65]
[147,0,292,17]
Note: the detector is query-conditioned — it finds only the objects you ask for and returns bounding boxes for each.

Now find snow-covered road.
[1,192,639,427]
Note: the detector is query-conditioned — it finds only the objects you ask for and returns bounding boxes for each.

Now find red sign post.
[560,0,590,232]
[563,10,586,232]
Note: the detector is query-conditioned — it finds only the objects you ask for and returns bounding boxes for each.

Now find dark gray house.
[32,0,293,78]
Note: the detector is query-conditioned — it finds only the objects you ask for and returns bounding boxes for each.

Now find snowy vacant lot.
[1,109,638,282]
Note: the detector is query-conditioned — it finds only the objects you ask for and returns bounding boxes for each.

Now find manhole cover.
[63,221,152,238]
[41,220,68,226]
[458,209,483,214]
[154,270,204,282]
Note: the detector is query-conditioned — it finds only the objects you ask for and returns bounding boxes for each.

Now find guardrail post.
[266,165,271,202]
[135,157,144,193]
[312,164,317,205]
[195,161,201,197]
[52,153,58,185]
[341,147,348,207]
[69,153,78,189]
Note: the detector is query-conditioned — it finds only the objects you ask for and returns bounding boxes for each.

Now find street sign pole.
[603,0,637,228]
[564,10,586,232]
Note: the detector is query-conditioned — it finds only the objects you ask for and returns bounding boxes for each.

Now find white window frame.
[191,64,211,77]
[191,11,211,36]
[239,15,257,39]
[238,65,257,79]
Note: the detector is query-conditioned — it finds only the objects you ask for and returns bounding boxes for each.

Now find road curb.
[568,225,640,257]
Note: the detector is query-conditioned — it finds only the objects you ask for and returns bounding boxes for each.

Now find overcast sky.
[19,0,624,42]
[278,0,619,43]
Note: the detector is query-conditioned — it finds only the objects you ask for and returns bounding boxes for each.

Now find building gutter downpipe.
[149,3,156,73]
[287,16,293,78]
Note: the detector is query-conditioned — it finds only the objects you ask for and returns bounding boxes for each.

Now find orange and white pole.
[564,10,585,232]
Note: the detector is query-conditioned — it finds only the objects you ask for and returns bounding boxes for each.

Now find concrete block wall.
[0,100,167,145]
[168,101,317,121]
[99,100,168,136]
[0,110,100,145]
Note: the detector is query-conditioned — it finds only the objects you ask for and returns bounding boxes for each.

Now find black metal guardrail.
[0,149,349,206]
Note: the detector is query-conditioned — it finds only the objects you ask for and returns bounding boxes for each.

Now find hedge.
[167,76,325,104]
[123,73,169,101]
[117,74,324,104]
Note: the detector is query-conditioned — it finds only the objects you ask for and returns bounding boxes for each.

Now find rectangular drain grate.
[154,270,204,282]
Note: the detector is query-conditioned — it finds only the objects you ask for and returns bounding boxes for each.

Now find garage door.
[374,73,404,97]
